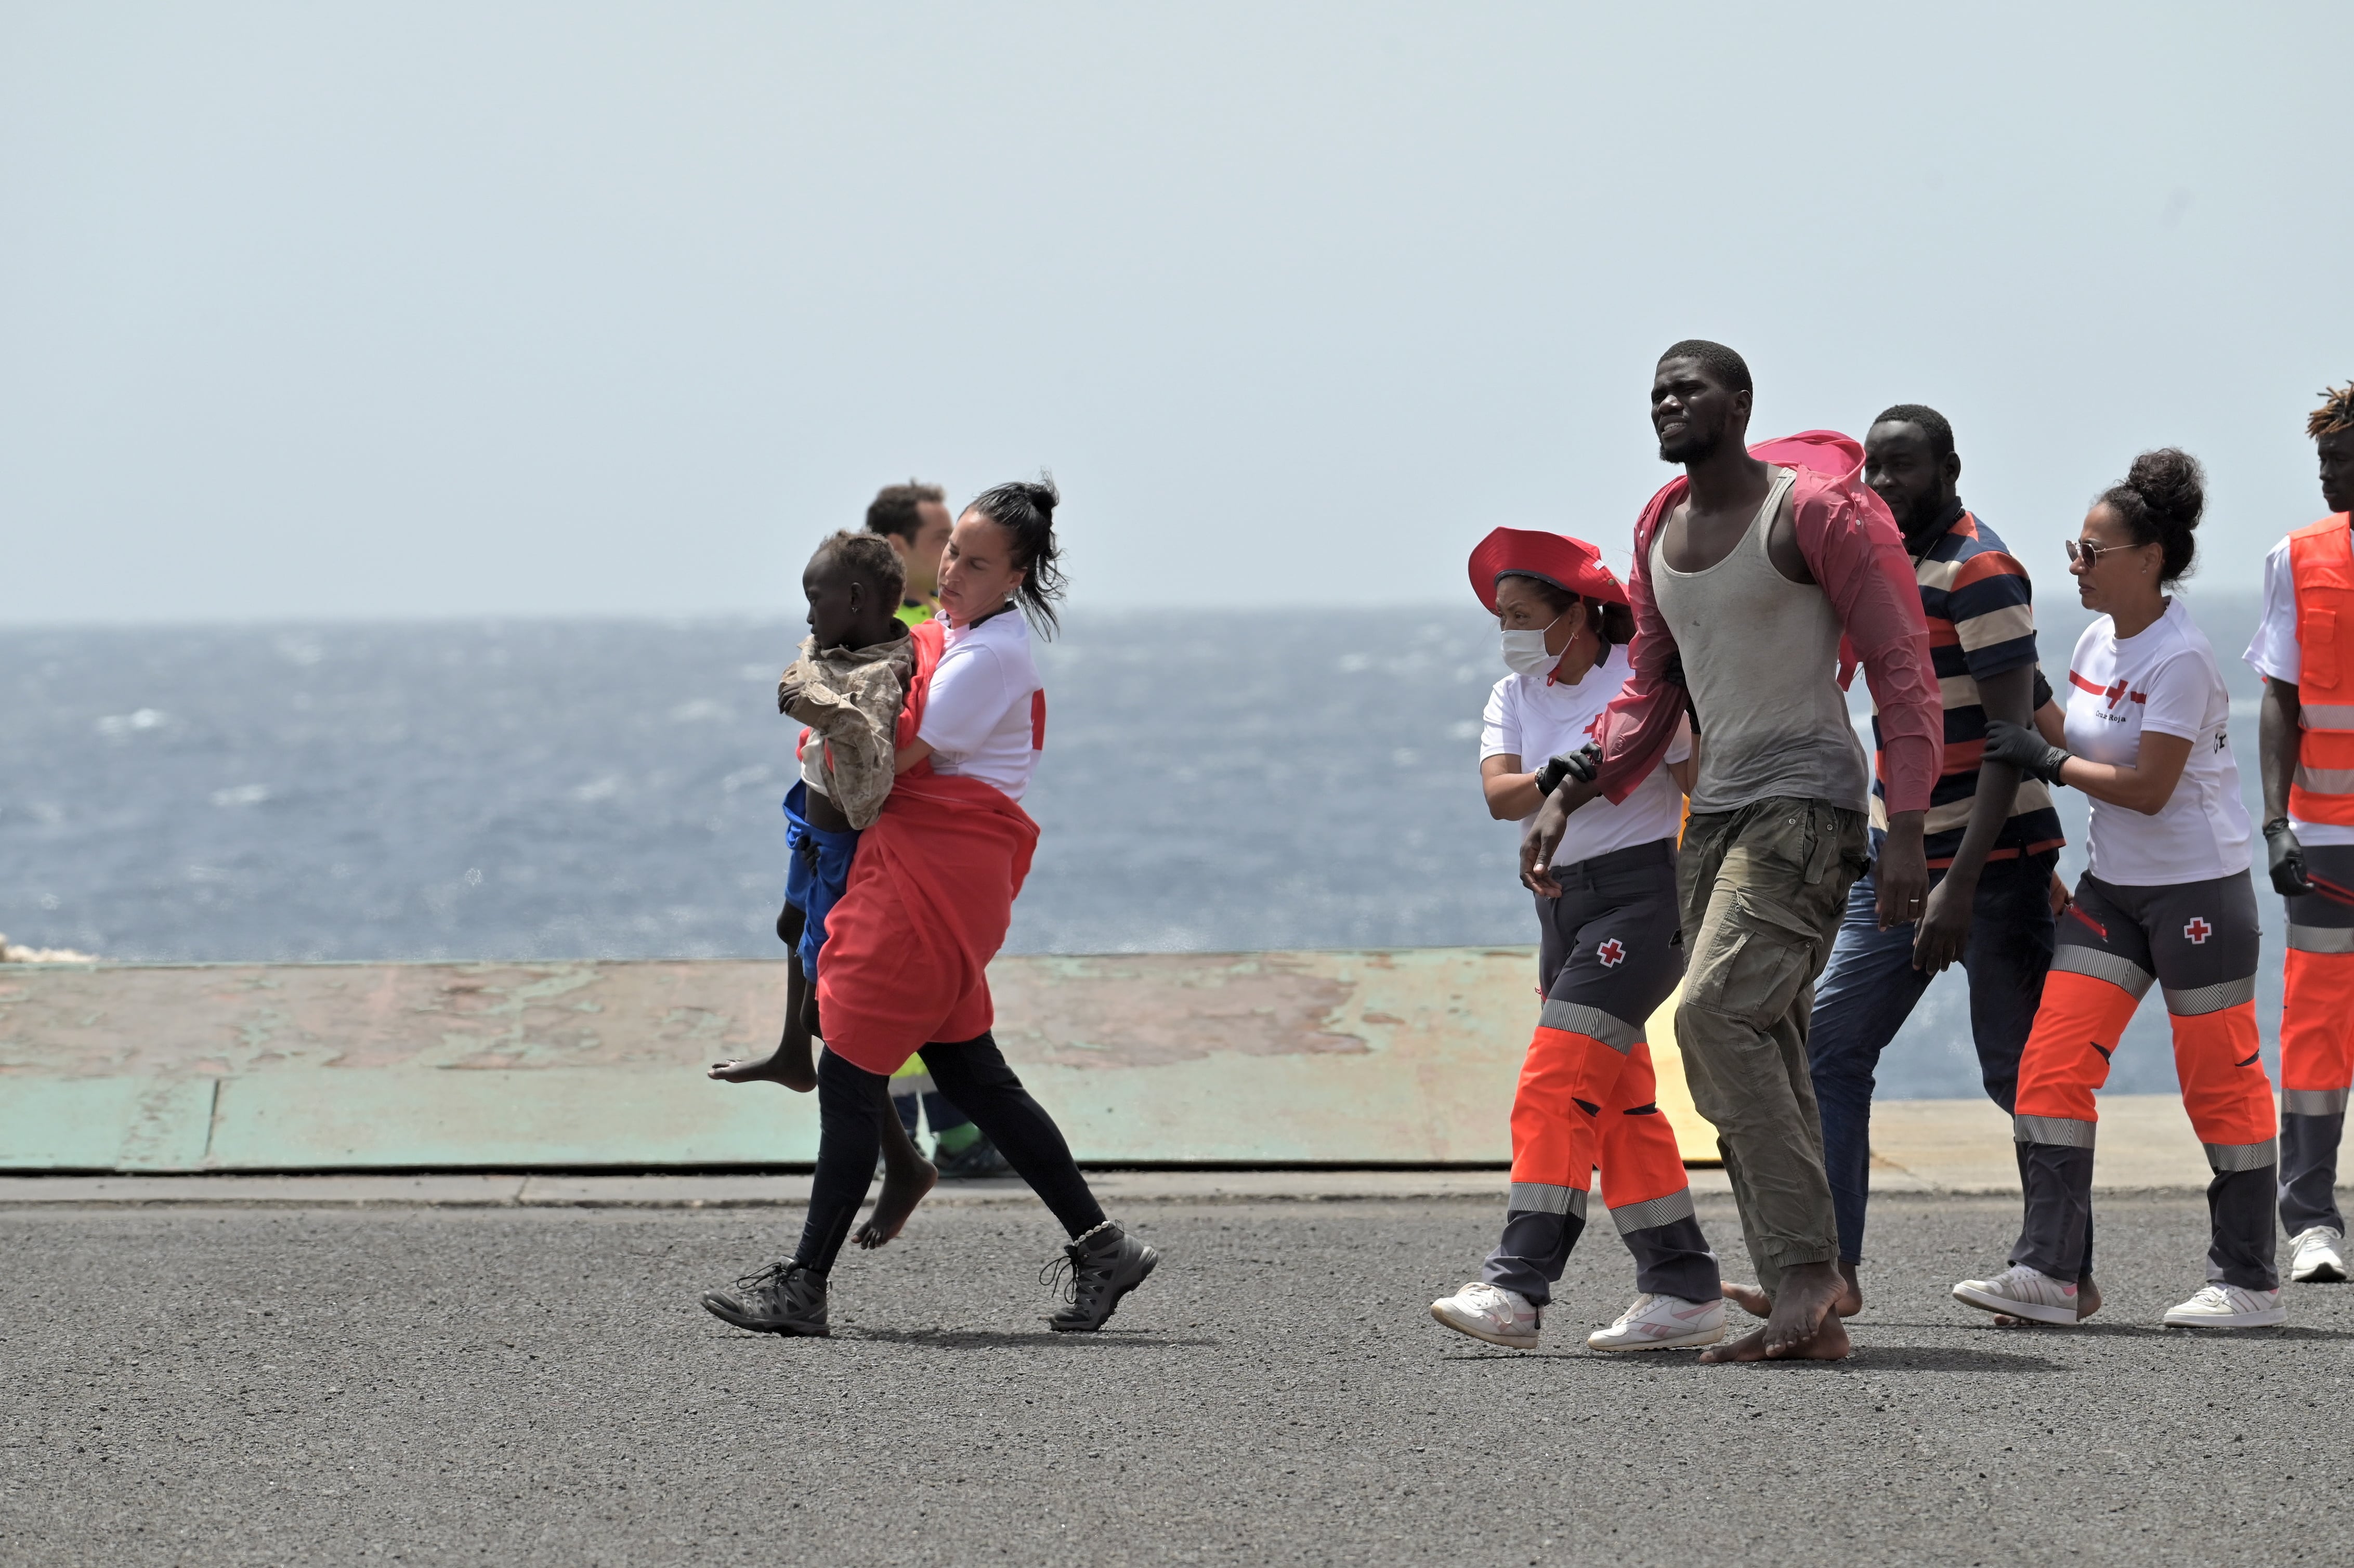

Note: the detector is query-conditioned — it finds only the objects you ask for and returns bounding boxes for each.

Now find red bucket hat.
[1467,527,1627,615]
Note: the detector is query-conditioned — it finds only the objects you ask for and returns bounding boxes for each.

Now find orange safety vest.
[2289,514,2354,826]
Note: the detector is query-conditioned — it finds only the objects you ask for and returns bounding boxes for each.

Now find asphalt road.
[3,1191,2348,1567]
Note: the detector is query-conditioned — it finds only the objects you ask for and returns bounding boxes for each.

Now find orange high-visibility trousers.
[1482,840,1716,1306]
[1507,1010,1693,1224]
[2010,871,2277,1290]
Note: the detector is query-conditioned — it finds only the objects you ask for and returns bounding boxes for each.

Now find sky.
[2,1,2348,623]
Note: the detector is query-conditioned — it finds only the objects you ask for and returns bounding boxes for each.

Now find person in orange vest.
[1954,448,2281,1329]
[2244,381,2354,1285]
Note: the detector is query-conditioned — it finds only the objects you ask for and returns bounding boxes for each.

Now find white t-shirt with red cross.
[1480,642,1691,868]
[2063,597,2251,886]
[920,606,1045,802]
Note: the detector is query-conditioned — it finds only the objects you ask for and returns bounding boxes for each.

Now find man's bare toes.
[1698,1327,1770,1363]
[1766,1316,1852,1361]
[1721,1281,1773,1319]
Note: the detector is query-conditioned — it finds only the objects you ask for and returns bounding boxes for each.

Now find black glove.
[2031,667,2054,712]
[2266,817,2314,898]
[1535,743,1602,798]
[1983,718,2069,785]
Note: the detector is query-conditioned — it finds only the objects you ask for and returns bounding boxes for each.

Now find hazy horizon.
[5,3,2349,624]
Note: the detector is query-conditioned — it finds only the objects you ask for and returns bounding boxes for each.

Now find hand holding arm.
[1517,775,1603,897]
[2045,730,2193,815]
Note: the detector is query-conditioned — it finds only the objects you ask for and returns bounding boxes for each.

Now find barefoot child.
[708,531,941,1244]
[701,479,1159,1338]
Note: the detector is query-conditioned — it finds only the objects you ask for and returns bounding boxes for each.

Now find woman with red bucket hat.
[1429,527,1727,1352]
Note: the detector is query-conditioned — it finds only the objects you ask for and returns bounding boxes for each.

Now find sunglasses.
[2064,539,2142,569]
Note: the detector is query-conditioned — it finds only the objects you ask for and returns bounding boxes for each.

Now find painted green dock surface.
[1,951,1607,1171]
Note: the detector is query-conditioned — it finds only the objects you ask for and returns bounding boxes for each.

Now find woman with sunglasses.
[1428,528,1727,1353]
[1953,449,2281,1329]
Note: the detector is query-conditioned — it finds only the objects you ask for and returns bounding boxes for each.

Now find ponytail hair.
[2099,447,2204,587]
[964,475,1067,638]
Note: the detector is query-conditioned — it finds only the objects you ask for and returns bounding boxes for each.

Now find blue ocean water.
[0,595,2279,1097]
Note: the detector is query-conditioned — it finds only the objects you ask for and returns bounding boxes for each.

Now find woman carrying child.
[701,479,1159,1337]
[1429,528,1727,1352]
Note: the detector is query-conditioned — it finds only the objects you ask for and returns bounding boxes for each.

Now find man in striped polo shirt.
[1796,404,2070,1318]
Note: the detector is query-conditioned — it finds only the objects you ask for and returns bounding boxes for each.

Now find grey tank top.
[1649,466,1870,814]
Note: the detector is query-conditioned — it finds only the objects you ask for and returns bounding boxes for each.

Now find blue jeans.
[1807,849,2058,1265]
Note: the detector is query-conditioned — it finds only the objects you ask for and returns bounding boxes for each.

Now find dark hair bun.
[2101,447,2205,586]
[965,473,1068,638]
[1016,480,1058,520]
[2124,448,2204,533]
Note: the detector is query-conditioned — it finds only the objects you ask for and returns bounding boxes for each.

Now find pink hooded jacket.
[1593,430,1943,816]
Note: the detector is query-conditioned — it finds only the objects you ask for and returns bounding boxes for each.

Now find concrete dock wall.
[4,949,1719,1171]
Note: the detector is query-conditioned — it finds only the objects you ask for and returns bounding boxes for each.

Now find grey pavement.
[3,1191,2348,1567]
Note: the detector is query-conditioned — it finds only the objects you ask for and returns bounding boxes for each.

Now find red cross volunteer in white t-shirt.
[1430,527,1725,1356]
[1956,449,2280,1331]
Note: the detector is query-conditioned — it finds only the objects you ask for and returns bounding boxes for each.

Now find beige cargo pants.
[1674,796,1871,1295]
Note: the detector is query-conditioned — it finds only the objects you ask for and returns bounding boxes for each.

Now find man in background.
[867,481,956,627]
[862,478,1014,1178]
[1802,404,2070,1318]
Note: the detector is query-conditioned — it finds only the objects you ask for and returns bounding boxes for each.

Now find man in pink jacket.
[1524,341,1941,1361]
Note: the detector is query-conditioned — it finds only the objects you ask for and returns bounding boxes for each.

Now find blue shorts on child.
[782,780,861,982]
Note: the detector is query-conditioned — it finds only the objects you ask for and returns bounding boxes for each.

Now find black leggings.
[792,1032,1106,1275]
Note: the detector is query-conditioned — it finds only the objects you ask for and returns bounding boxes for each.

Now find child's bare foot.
[856,1093,936,1248]
[708,1047,816,1090]
[856,1157,937,1248]
[711,951,817,1089]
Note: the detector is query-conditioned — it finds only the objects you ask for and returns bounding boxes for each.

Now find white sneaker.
[1429,1282,1539,1349]
[2163,1283,2286,1329]
[1586,1292,1725,1352]
[1952,1263,2080,1325]
[2290,1226,2348,1284]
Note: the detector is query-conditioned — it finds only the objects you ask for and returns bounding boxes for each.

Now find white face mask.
[1499,611,1566,678]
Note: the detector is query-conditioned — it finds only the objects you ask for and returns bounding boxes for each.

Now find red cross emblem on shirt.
[1597,938,1626,967]
[2183,917,2212,944]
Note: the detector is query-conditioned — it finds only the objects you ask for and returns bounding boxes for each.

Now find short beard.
[1896,492,1952,543]
[1657,425,1722,466]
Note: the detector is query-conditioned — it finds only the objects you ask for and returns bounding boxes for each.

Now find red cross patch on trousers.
[2184,917,2212,944]
[1597,938,1626,967]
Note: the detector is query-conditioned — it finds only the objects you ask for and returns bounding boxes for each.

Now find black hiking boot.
[700,1261,829,1336]
[1044,1223,1158,1332]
